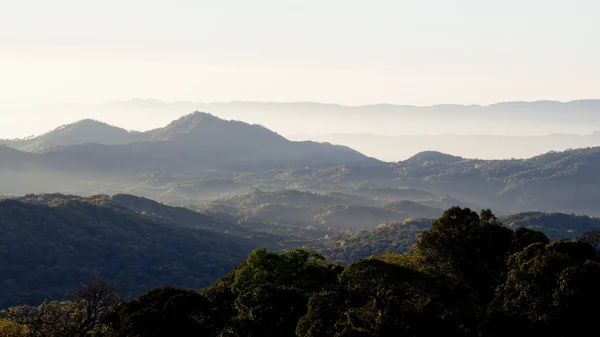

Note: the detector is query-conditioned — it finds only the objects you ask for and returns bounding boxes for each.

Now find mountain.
[6,115,600,217]
[17,98,600,136]
[1,119,143,152]
[0,193,284,308]
[8,99,600,161]
[0,112,376,177]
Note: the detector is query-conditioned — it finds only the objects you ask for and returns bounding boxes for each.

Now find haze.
[1,0,600,160]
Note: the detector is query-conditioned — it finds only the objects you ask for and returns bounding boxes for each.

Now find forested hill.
[309,213,600,264]
[3,206,600,337]
[0,194,284,308]
[3,192,600,310]
[381,147,600,215]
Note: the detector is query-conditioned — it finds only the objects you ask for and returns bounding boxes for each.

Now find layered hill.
[4,113,600,217]
[199,189,445,232]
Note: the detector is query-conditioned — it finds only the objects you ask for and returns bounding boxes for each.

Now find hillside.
[199,189,433,232]
[5,205,599,337]
[308,211,600,265]
[381,200,444,218]
[3,192,600,312]
[0,194,282,308]
[314,205,405,230]
[350,186,437,201]
[206,189,374,209]
[308,219,430,264]
[500,212,600,241]
[399,147,600,214]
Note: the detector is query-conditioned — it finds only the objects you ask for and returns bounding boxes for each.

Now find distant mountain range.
[288,132,600,161]
[6,99,600,141]
[6,99,600,160]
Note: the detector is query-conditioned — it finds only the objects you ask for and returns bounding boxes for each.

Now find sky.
[0,0,599,137]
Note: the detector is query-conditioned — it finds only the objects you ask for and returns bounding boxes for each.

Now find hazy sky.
[1,0,599,133]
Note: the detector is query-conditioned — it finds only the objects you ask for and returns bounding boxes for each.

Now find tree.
[488,239,600,337]
[217,248,342,337]
[71,277,122,336]
[416,207,514,302]
[296,290,348,337]
[0,318,29,337]
[1,278,121,337]
[582,229,600,256]
[232,248,342,295]
[107,287,212,337]
[512,227,549,253]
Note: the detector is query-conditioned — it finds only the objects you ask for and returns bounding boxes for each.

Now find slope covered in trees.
[0,194,283,308]
[500,211,600,241]
[3,191,600,313]
[306,219,430,264]
[4,207,600,337]
[198,189,443,232]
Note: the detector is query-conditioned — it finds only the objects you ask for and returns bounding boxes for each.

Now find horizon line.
[39,97,600,109]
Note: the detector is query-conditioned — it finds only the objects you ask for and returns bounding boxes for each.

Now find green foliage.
[4,196,600,337]
[210,248,342,337]
[417,207,515,302]
[107,287,212,337]
[1,278,121,337]
[307,220,426,264]
[488,240,600,337]
[232,248,340,294]
[501,211,600,240]
[0,194,275,308]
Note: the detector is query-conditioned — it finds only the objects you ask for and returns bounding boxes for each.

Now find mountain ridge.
[0,112,377,175]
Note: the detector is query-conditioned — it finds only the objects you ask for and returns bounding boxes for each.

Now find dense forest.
[0,194,285,308]
[3,192,600,312]
[3,206,600,336]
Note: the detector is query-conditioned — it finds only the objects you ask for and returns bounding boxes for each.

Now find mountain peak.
[55,119,118,133]
[149,111,222,140]
[6,119,140,152]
